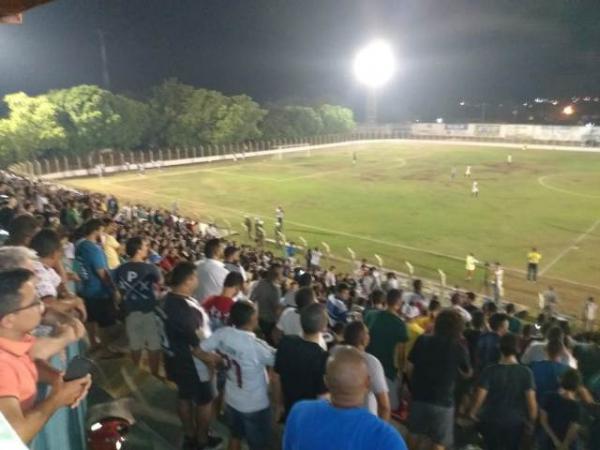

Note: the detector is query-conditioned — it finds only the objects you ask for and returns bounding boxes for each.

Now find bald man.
[283,346,407,450]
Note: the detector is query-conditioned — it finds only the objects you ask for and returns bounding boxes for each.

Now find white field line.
[537,175,600,200]
[105,179,467,262]
[102,177,600,291]
[93,157,600,291]
[540,218,600,276]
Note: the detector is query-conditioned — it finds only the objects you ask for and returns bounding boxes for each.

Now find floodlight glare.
[353,40,395,88]
[562,105,574,116]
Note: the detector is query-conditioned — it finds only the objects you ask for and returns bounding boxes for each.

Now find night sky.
[1,0,599,120]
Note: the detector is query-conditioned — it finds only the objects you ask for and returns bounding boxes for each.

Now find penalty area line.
[540,218,600,276]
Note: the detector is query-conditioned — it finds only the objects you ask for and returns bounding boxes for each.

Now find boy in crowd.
[114,237,163,377]
[199,301,276,450]
[202,271,244,330]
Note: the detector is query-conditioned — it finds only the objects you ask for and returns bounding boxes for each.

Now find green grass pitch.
[64,142,600,317]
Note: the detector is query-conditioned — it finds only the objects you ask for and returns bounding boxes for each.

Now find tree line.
[0,79,355,165]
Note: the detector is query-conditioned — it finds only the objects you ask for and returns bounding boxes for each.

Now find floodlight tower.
[353,40,396,125]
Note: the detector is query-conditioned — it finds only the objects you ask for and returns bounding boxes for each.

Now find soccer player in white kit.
[507,154,512,165]
[471,180,479,197]
[200,301,276,450]
[465,165,472,177]
[276,206,284,227]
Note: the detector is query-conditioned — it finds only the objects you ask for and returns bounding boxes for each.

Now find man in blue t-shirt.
[283,346,407,450]
[74,219,118,350]
[114,237,163,377]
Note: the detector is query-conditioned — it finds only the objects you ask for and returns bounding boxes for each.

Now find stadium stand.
[0,165,599,450]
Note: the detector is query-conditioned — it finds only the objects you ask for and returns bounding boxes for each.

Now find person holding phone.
[0,269,91,444]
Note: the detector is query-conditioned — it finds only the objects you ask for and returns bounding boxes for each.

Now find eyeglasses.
[2,298,44,317]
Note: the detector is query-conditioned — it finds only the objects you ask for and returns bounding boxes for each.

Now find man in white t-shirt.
[583,297,597,331]
[309,247,322,269]
[343,321,390,420]
[465,253,479,281]
[492,262,504,304]
[276,287,314,338]
[465,165,472,177]
[199,301,275,450]
[195,239,229,303]
[324,266,337,289]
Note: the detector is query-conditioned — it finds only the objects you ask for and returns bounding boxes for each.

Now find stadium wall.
[8,122,600,180]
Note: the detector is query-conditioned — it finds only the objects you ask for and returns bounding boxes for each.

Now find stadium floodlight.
[353,39,396,88]
[353,39,396,124]
[562,105,574,116]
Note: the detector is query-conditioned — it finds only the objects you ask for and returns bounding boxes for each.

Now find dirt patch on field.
[401,169,440,181]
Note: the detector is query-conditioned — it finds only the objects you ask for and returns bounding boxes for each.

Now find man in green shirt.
[505,303,522,334]
[365,289,408,411]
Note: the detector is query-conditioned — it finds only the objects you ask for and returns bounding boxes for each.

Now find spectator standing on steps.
[406,309,472,450]
[469,333,538,450]
[199,301,276,450]
[114,237,163,377]
[365,288,408,412]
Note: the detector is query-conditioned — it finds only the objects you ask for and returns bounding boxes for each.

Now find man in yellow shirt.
[526,247,542,281]
[102,218,122,270]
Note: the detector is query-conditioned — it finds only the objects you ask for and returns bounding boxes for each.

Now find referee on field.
[526,247,542,281]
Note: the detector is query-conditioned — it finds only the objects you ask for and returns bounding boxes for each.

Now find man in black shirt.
[407,309,471,450]
[114,237,162,376]
[157,262,221,450]
[275,303,329,421]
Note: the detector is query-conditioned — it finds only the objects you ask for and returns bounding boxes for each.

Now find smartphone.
[63,356,94,382]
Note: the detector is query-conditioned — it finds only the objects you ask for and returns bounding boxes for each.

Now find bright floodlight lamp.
[562,105,574,116]
[354,40,396,88]
[353,40,396,125]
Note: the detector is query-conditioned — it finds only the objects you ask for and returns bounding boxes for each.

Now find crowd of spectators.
[0,170,599,450]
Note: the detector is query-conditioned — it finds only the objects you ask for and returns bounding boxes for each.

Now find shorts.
[175,371,215,406]
[407,401,454,447]
[386,376,401,410]
[225,404,271,450]
[83,296,116,328]
[125,311,161,352]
